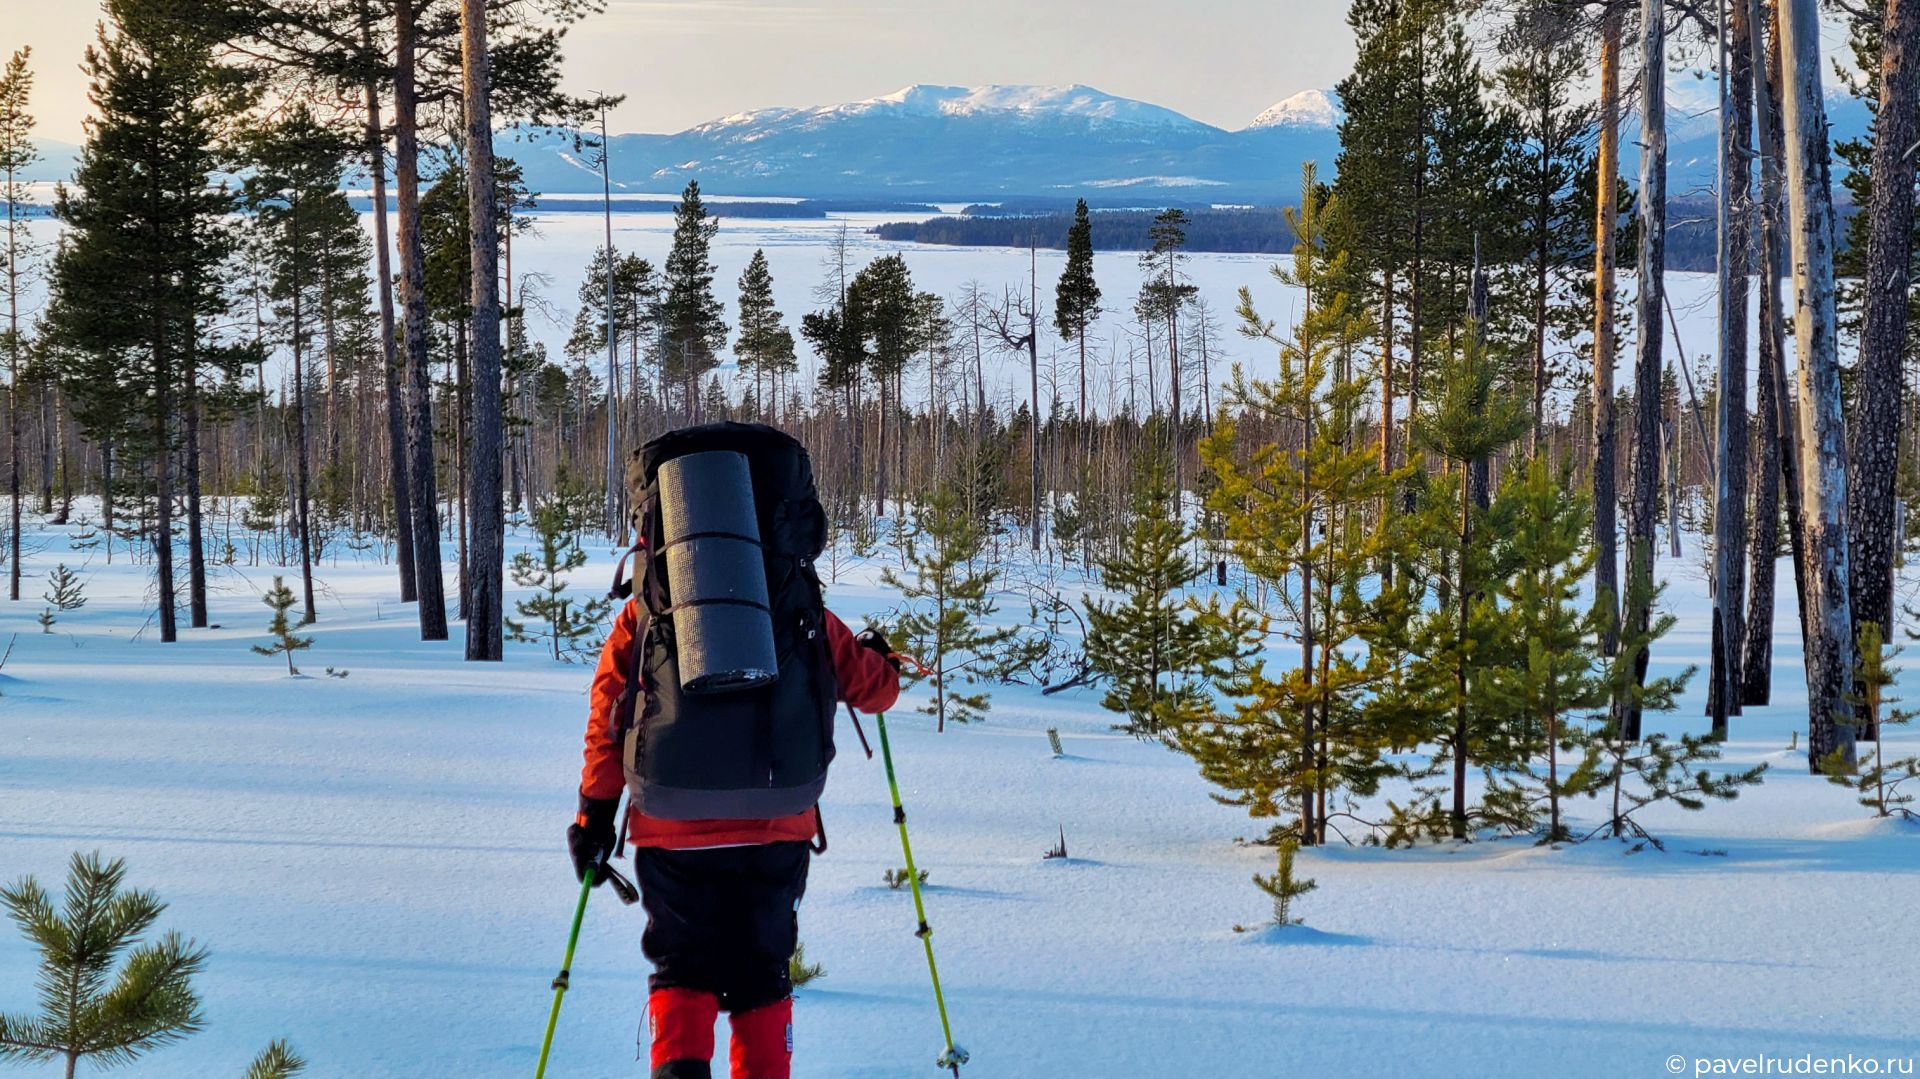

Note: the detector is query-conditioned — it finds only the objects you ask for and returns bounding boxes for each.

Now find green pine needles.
[1824,622,1920,820]
[1184,165,1410,847]
[1252,838,1318,928]
[1085,448,1216,739]
[882,484,1020,731]
[252,576,312,675]
[0,853,305,1078]
[39,563,86,633]
[507,497,611,662]
[788,942,824,989]
[0,852,207,1076]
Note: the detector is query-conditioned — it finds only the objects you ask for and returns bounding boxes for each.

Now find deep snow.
[1,504,1917,1079]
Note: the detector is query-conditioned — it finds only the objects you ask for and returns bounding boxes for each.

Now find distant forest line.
[874,196,1861,274]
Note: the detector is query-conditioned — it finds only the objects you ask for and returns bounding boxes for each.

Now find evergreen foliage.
[1567,574,1768,847]
[659,181,727,412]
[506,496,612,661]
[1251,838,1317,928]
[1054,198,1102,343]
[38,563,86,634]
[0,852,208,1074]
[787,942,824,988]
[1479,459,1609,842]
[1084,448,1213,739]
[252,576,313,675]
[734,249,796,414]
[882,485,1019,730]
[1825,621,1920,819]
[1405,322,1531,840]
[1184,170,1411,846]
[243,1040,307,1079]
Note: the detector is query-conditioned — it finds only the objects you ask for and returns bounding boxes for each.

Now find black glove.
[855,627,902,671]
[567,794,619,885]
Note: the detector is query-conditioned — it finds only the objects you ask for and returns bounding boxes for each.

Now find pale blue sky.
[9,0,1358,142]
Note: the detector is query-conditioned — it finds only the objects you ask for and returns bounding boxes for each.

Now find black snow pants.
[634,841,811,1014]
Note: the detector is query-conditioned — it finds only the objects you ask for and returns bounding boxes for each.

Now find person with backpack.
[567,423,901,1079]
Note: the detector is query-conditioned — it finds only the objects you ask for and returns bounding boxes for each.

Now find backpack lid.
[628,423,825,561]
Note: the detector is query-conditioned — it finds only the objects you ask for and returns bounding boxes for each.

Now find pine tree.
[47,0,241,645]
[1480,458,1609,843]
[1407,316,1530,840]
[508,498,611,661]
[37,563,85,634]
[1184,168,1410,846]
[1251,837,1317,928]
[1780,0,1859,771]
[660,180,727,417]
[1837,0,1920,678]
[1054,198,1101,449]
[787,942,824,989]
[1825,621,1920,818]
[1,46,36,604]
[1084,448,1212,739]
[881,485,1019,731]
[0,852,208,1078]
[1567,573,1767,845]
[850,255,919,514]
[1137,208,1197,491]
[253,576,313,675]
[244,1041,307,1079]
[735,249,795,419]
[242,105,358,629]
[1490,2,1598,452]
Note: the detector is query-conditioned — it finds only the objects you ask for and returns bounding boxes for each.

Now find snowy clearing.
[1,509,1916,1078]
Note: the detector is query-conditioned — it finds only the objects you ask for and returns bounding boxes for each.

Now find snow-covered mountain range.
[513,83,1344,202]
[19,83,1871,205]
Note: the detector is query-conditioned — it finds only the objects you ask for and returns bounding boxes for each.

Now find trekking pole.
[871,706,968,1077]
[535,806,637,1078]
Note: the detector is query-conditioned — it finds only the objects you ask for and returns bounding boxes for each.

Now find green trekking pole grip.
[873,709,968,1077]
[534,871,594,1078]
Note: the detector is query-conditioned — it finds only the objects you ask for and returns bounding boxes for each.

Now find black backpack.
[612,423,837,821]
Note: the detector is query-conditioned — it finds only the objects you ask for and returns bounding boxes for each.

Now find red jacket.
[580,598,900,848]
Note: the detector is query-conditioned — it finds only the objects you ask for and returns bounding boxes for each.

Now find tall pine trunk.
[1779,0,1857,770]
[1847,0,1920,739]
[395,0,447,640]
[463,0,504,661]
[291,211,316,626]
[1710,0,1754,735]
[1593,4,1623,655]
[363,64,416,600]
[1620,0,1668,740]
[185,371,207,628]
[1745,0,1794,704]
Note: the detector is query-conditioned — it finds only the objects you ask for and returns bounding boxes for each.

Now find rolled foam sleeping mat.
[657,450,779,694]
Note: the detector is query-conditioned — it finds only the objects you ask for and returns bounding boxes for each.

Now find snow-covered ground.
[2,506,1916,1079]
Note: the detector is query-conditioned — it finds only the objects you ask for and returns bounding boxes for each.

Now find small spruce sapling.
[0,852,209,1075]
[506,498,611,661]
[252,576,313,675]
[245,1040,308,1079]
[1251,837,1316,928]
[1046,727,1063,758]
[38,563,86,632]
[882,485,1019,730]
[1084,448,1213,739]
[1480,460,1610,843]
[883,867,929,890]
[1566,574,1768,848]
[788,942,824,988]
[1824,622,1919,820]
